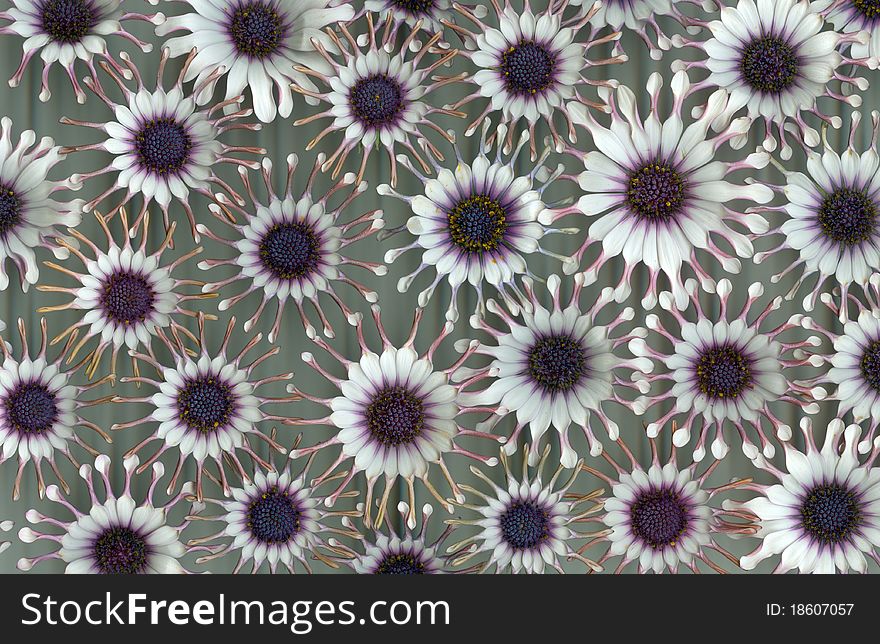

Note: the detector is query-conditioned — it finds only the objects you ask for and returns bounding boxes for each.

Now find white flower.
[456,274,645,467]
[447,447,603,573]
[737,419,880,574]
[758,111,880,316]
[18,455,192,574]
[382,120,575,323]
[199,152,385,342]
[675,0,870,158]
[156,0,354,122]
[603,462,713,573]
[0,0,159,102]
[0,117,82,291]
[114,317,292,498]
[189,468,327,573]
[455,0,623,153]
[63,48,261,239]
[565,70,772,311]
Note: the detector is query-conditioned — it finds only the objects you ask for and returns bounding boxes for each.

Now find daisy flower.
[797,291,880,454]
[583,424,753,573]
[154,0,354,123]
[186,452,359,573]
[672,0,873,159]
[357,0,487,46]
[629,278,822,462]
[17,454,194,573]
[61,47,263,240]
[37,209,211,379]
[555,70,773,312]
[381,119,578,323]
[731,417,880,573]
[0,318,113,500]
[291,12,465,186]
[0,117,83,292]
[816,0,880,60]
[197,153,385,342]
[446,444,605,574]
[754,112,880,319]
[453,273,648,468]
[327,501,463,574]
[286,305,504,529]
[112,315,296,499]
[0,0,161,103]
[452,0,625,158]
[582,0,708,60]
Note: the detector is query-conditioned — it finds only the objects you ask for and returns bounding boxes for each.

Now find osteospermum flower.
[583,0,702,60]
[557,70,773,311]
[0,0,160,103]
[197,153,385,342]
[357,0,486,45]
[730,418,880,573]
[816,0,880,60]
[583,425,753,573]
[61,47,263,239]
[291,12,464,185]
[286,305,503,529]
[0,117,82,292]
[328,501,463,574]
[673,0,873,159]
[754,112,880,318]
[630,278,821,462]
[381,120,578,323]
[0,318,112,499]
[798,292,880,454]
[452,0,624,158]
[446,445,605,574]
[17,454,194,573]
[155,0,354,123]
[454,273,647,467]
[186,453,358,573]
[37,210,211,378]
[112,315,296,499]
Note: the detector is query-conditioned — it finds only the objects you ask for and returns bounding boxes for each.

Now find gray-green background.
[0,0,867,573]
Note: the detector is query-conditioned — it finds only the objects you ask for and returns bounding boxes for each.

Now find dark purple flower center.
[630,487,689,548]
[101,271,155,326]
[818,188,877,246]
[40,0,96,43]
[259,222,321,280]
[499,41,556,95]
[528,335,588,393]
[499,501,550,550]
[0,185,21,236]
[627,161,687,221]
[392,0,435,15]
[448,194,508,253]
[5,382,58,434]
[801,483,861,545]
[696,345,752,399]
[247,486,301,544]
[93,526,149,574]
[375,552,426,574]
[177,376,235,433]
[134,118,192,175]
[228,1,283,58]
[740,36,799,94]
[853,0,880,19]
[349,75,404,128]
[366,386,424,447]
[859,340,880,392]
